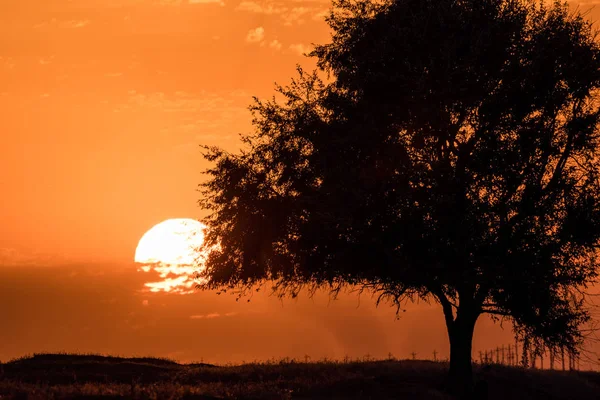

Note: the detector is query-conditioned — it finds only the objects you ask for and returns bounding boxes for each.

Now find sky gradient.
[1,0,599,368]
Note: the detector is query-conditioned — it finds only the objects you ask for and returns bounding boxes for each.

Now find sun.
[135,218,205,266]
[135,218,207,294]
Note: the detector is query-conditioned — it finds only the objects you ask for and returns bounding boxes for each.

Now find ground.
[0,353,599,399]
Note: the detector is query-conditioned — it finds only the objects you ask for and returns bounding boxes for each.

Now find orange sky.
[1,0,599,368]
[0,0,331,263]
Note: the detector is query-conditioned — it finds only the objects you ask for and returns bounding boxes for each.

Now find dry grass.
[0,353,598,399]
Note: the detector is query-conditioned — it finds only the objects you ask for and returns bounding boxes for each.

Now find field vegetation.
[0,353,599,399]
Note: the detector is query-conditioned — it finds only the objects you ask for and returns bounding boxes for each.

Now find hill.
[0,353,599,399]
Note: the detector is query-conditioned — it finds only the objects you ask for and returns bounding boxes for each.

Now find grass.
[0,353,599,399]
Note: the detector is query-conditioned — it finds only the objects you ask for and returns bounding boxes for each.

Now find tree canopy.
[198,0,600,392]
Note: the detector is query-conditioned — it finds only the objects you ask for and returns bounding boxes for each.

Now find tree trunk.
[446,312,478,397]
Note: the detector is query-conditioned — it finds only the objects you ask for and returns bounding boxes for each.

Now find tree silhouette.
[198,0,600,394]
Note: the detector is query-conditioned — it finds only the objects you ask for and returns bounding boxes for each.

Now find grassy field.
[0,353,599,399]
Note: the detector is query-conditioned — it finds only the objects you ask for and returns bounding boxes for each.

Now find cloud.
[120,90,250,119]
[289,43,312,56]
[154,0,184,4]
[147,0,226,5]
[137,260,202,295]
[124,90,220,112]
[0,247,62,266]
[190,312,238,319]
[188,0,225,5]
[236,1,283,14]
[281,7,311,25]
[246,27,265,43]
[143,275,196,294]
[269,39,282,50]
[39,56,54,66]
[33,19,91,29]
[236,1,327,25]
[151,264,197,278]
[67,20,91,29]
[190,313,220,319]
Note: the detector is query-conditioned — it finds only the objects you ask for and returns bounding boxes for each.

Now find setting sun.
[135,218,205,266]
[135,218,206,294]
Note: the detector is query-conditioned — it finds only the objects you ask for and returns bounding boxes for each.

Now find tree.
[197,0,600,394]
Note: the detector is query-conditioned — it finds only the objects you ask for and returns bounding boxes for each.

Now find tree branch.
[481,307,512,317]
